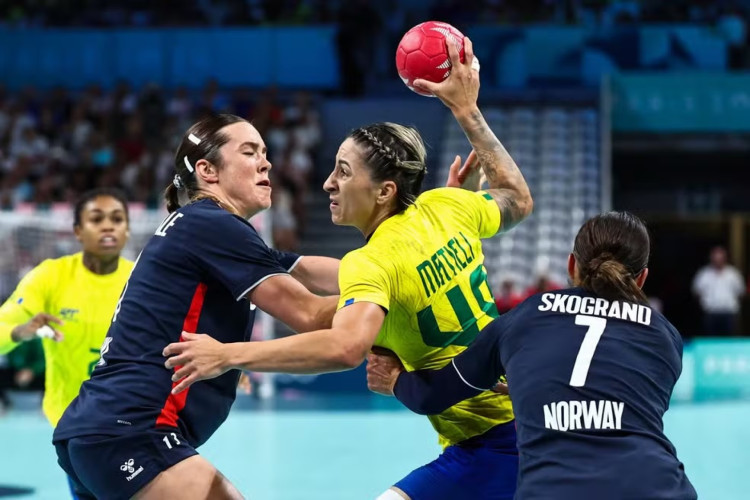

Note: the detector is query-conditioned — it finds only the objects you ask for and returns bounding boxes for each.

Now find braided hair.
[349,122,427,213]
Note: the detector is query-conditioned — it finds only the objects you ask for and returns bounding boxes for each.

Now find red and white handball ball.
[395,21,479,97]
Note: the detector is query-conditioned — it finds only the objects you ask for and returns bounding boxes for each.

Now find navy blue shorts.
[54,428,198,500]
[395,420,519,500]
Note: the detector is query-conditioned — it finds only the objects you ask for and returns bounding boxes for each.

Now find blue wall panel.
[276,27,339,87]
[112,31,166,87]
[0,25,730,91]
[0,27,338,90]
[167,28,275,87]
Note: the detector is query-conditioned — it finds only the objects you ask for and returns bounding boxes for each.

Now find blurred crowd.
[0,82,320,252]
[1,0,748,28]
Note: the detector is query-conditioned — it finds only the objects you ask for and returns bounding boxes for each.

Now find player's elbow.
[330,340,368,370]
[517,191,534,221]
[308,296,338,331]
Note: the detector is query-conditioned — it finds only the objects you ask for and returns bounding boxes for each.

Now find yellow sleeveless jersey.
[338,187,514,447]
[0,252,133,426]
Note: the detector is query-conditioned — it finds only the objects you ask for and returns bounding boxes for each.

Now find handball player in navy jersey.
[53,114,340,500]
[367,212,697,500]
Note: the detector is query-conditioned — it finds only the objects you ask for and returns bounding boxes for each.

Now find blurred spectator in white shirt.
[692,246,745,336]
[10,126,49,162]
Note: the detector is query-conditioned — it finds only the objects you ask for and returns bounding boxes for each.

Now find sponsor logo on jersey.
[59,308,80,321]
[544,399,624,431]
[120,458,144,482]
[344,298,355,306]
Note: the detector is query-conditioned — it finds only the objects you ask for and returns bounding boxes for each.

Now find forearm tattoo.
[460,109,531,231]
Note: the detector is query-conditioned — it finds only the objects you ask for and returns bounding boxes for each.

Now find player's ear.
[567,253,577,283]
[376,180,397,206]
[73,224,82,243]
[195,159,219,184]
[635,268,649,289]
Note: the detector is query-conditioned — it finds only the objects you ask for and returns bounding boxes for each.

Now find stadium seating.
[438,106,602,291]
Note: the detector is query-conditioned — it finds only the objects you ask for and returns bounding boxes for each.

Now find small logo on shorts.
[120,458,144,482]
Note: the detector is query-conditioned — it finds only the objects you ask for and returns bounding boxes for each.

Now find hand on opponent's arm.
[163,332,231,394]
[365,348,405,396]
[367,323,508,414]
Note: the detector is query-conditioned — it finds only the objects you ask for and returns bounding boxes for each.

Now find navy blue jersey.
[55,200,299,448]
[395,287,697,499]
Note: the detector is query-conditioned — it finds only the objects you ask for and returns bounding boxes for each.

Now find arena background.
[1,1,749,498]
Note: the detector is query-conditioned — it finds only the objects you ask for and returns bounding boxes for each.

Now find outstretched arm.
[163,302,385,393]
[414,37,533,232]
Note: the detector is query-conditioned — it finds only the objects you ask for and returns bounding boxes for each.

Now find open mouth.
[99,235,118,248]
[257,180,271,188]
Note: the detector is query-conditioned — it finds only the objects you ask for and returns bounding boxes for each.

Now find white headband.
[188,133,202,145]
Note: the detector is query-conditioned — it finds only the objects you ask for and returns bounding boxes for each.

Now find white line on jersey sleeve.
[235,273,287,302]
[451,359,491,391]
[287,256,303,273]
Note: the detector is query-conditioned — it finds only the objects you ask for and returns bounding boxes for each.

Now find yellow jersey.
[338,187,514,447]
[0,252,133,426]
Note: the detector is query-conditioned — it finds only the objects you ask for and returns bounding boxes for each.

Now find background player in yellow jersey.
[164,36,533,499]
[0,188,133,496]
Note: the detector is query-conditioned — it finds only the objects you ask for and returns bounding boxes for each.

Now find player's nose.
[323,173,336,192]
[260,156,271,172]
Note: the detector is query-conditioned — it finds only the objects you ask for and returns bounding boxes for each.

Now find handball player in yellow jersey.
[165,37,533,499]
[0,188,133,497]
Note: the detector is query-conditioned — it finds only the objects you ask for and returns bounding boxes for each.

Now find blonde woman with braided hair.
[165,36,533,499]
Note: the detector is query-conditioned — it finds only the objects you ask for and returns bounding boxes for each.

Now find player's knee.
[376,487,411,500]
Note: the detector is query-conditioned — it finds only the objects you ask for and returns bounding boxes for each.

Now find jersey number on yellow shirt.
[417,266,499,348]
